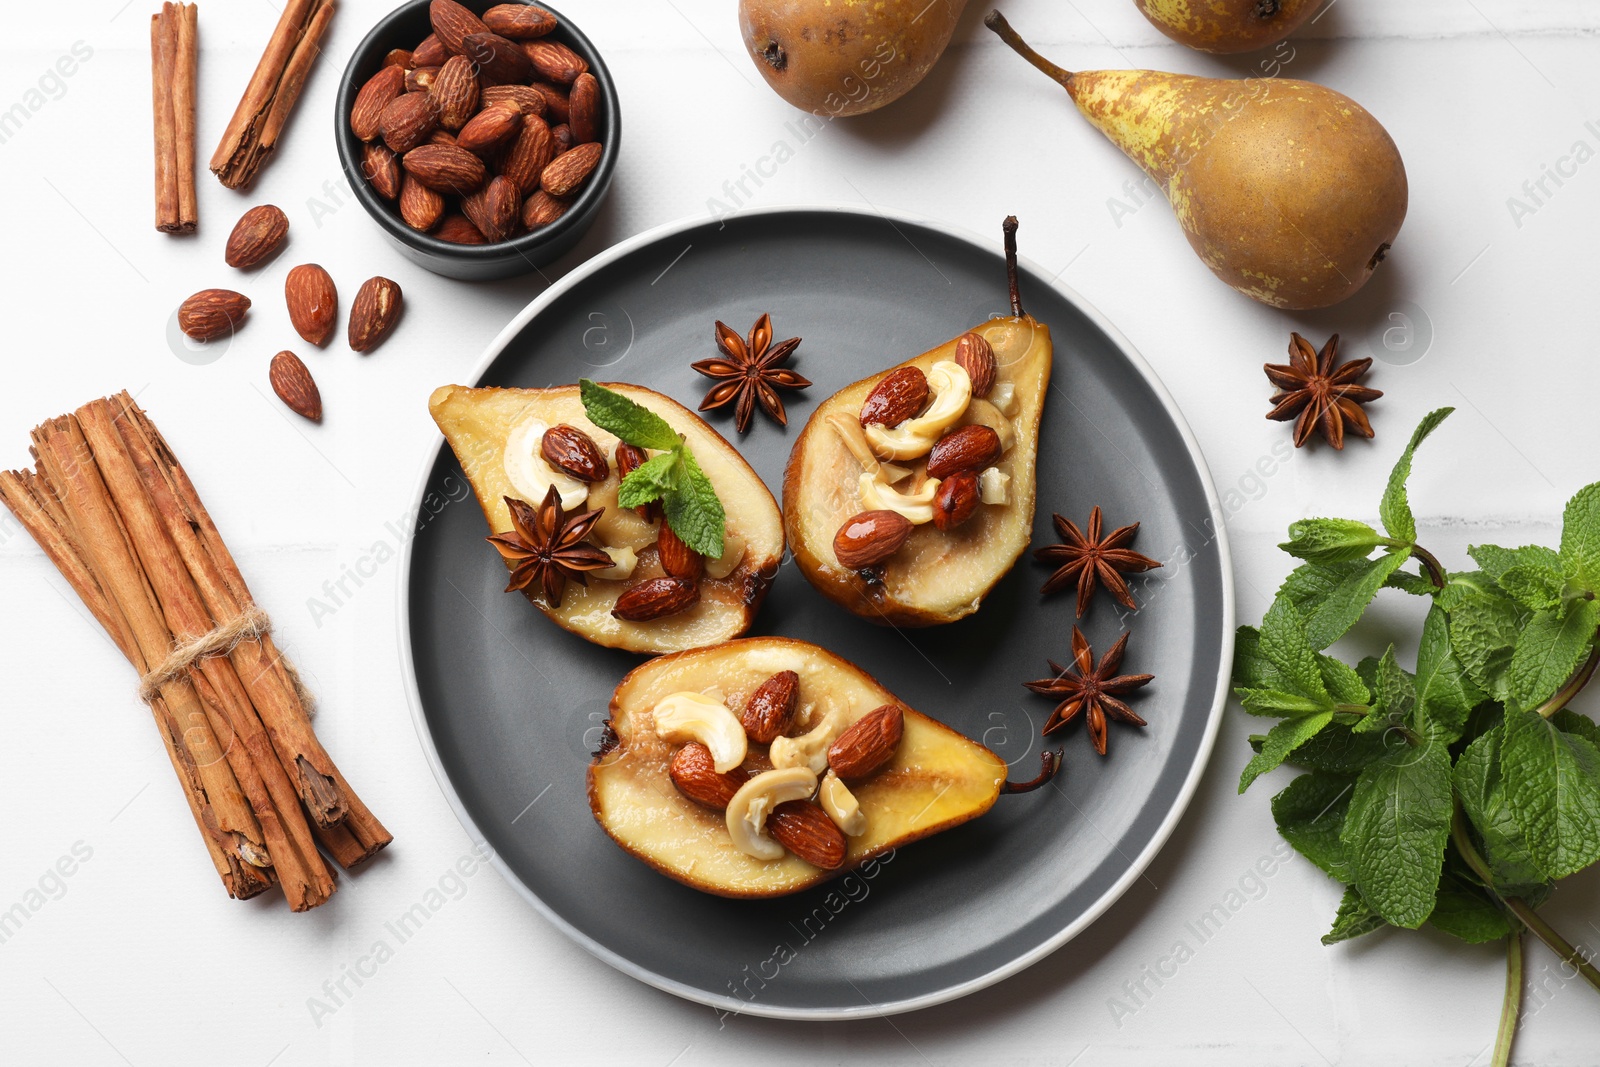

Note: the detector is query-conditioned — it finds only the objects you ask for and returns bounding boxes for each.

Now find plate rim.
[396,203,1236,1021]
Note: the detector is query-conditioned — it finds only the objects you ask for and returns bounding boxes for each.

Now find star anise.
[1036,506,1161,617]
[1265,332,1382,450]
[1024,628,1153,755]
[487,486,613,607]
[692,313,810,433]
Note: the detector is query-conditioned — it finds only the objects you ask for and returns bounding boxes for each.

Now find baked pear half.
[784,218,1052,626]
[588,637,1058,898]
[429,383,783,654]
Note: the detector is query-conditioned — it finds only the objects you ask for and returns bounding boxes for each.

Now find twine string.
[136,604,316,717]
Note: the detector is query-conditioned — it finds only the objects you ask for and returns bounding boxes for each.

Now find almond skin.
[178,289,251,341]
[931,470,980,532]
[741,670,799,744]
[567,72,601,144]
[429,0,489,53]
[402,143,487,194]
[435,213,487,244]
[827,705,903,781]
[539,140,602,197]
[348,277,403,353]
[350,63,405,142]
[285,264,337,347]
[483,4,558,38]
[502,116,555,194]
[768,802,847,869]
[479,175,521,243]
[456,101,523,155]
[612,576,700,622]
[669,742,748,810]
[399,173,445,231]
[361,141,402,200]
[379,91,440,154]
[551,122,574,153]
[955,332,997,398]
[463,31,534,85]
[614,443,653,520]
[269,351,322,422]
[522,189,571,230]
[925,424,1002,480]
[656,522,704,582]
[430,54,479,130]
[833,510,913,569]
[412,33,448,67]
[527,82,570,124]
[540,424,609,482]
[522,39,587,84]
[481,83,548,117]
[859,366,928,427]
[224,205,288,269]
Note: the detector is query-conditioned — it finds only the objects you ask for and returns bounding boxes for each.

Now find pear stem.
[1002,748,1061,794]
[1003,215,1024,318]
[984,11,1074,86]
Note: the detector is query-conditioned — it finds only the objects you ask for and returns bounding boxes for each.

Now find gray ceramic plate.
[400,205,1233,1020]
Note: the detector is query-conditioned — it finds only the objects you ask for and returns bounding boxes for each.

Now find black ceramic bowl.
[334,1,621,281]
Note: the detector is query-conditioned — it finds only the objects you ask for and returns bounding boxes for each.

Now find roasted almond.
[402,143,487,194]
[361,141,402,200]
[456,101,523,155]
[540,424,608,482]
[551,122,574,154]
[399,173,445,231]
[833,510,912,569]
[925,424,1002,479]
[859,366,928,427]
[405,65,440,93]
[430,54,479,130]
[955,331,997,397]
[435,214,487,244]
[522,38,586,84]
[379,91,440,154]
[224,204,288,269]
[568,72,600,144]
[350,63,405,142]
[827,705,903,781]
[285,264,337,347]
[478,174,521,242]
[527,81,570,123]
[539,140,601,196]
[741,670,799,744]
[413,33,448,67]
[428,128,458,147]
[429,0,489,53]
[615,443,653,520]
[177,289,250,341]
[522,188,571,229]
[348,277,403,353]
[767,802,847,869]
[269,351,322,422]
[481,83,548,117]
[502,116,554,194]
[656,522,704,582]
[463,31,534,85]
[669,742,748,810]
[383,47,415,69]
[931,470,980,532]
[612,576,700,622]
[484,3,558,39]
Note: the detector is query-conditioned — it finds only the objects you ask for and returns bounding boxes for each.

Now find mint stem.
[1491,931,1522,1067]
[1530,646,1600,720]
[1411,544,1447,589]
[1453,804,1600,995]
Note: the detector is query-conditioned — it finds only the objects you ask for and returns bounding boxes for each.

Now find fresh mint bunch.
[579,380,726,558]
[1233,406,1600,1063]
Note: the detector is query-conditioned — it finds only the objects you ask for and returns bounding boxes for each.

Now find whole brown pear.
[1134,0,1319,54]
[739,0,968,117]
[988,12,1406,310]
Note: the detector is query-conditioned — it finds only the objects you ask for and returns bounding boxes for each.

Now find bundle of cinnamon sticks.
[0,393,390,910]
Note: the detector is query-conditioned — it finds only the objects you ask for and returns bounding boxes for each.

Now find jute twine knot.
[136,604,316,717]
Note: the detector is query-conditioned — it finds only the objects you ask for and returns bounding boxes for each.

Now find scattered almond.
[224,205,288,270]
[348,277,403,353]
[177,289,250,341]
[269,351,322,422]
[284,264,337,347]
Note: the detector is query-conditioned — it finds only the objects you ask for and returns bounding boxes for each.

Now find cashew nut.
[978,467,1011,506]
[827,414,912,484]
[651,692,746,773]
[725,767,819,861]
[770,705,843,776]
[819,771,867,836]
[592,545,638,581]
[864,361,973,461]
[858,472,941,525]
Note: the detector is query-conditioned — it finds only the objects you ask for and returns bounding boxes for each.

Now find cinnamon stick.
[151,4,198,232]
[210,0,335,189]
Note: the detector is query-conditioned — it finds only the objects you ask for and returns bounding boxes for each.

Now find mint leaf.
[1258,598,1331,700]
[1322,886,1386,945]
[1237,689,1333,717]
[661,449,725,558]
[1301,551,1411,651]
[1320,654,1371,706]
[1436,570,1497,612]
[1284,722,1400,776]
[1342,740,1453,928]
[1507,601,1599,709]
[1427,871,1513,944]
[1352,647,1415,735]
[1449,591,1527,699]
[1379,407,1453,543]
[1454,726,1550,893]
[1471,544,1564,613]
[1559,482,1600,594]
[1552,708,1600,746]
[1412,604,1480,743]
[616,452,680,508]
[1281,519,1390,564]
[1272,772,1355,879]
[1240,711,1335,792]
[1279,560,1363,618]
[1501,707,1600,879]
[579,380,684,453]
[1232,626,1288,692]
[1387,568,1439,597]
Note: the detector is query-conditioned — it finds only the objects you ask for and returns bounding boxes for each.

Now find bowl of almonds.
[336,0,619,280]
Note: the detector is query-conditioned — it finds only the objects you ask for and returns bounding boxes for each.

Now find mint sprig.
[1232,406,1600,1048]
[579,380,726,558]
